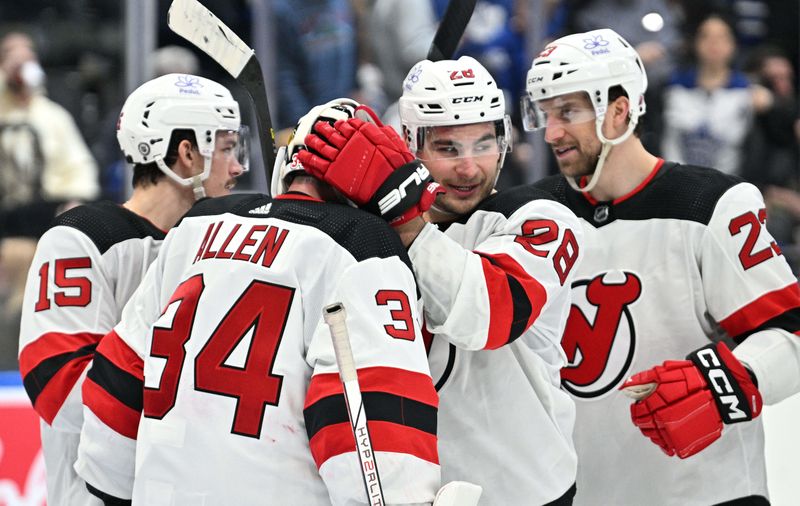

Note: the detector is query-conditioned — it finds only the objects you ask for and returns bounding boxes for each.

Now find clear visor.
[416,119,511,161]
[521,92,597,131]
[215,125,250,172]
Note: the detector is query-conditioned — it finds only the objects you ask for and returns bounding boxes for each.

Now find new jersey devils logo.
[561,271,642,398]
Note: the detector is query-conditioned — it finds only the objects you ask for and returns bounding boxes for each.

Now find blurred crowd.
[0,0,798,369]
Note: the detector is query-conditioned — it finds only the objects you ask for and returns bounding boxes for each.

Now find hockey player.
[524,28,800,505]
[74,99,446,505]
[299,57,582,505]
[17,73,247,506]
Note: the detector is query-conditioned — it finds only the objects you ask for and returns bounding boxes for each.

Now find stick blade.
[168,0,253,78]
[427,0,478,61]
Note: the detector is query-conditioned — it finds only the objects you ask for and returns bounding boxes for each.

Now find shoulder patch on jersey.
[457,185,559,224]
[53,201,166,254]
[531,164,742,226]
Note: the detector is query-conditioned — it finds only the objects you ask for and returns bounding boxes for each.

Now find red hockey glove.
[297,116,444,226]
[620,342,762,459]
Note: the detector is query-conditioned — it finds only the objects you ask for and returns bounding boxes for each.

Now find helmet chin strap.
[190,156,213,200]
[155,156,212,201]
[191,175,206,200]
[566,142,611,193]
[567,115,638,194]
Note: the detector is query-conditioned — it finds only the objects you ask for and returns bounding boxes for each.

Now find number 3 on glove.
[620,341,762,459]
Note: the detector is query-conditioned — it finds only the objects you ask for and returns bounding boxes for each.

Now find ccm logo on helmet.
[694,347,748,422]
[452,96,483,104]
[378,164,431,215]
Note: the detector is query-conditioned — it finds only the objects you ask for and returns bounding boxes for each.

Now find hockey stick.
[427,0,478,61]
[323,303,385,506]
[167,0,276,186]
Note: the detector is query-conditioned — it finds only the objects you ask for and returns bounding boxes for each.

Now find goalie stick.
[427,0,478,61]
[168,0,276,187]
[323,303,385,505]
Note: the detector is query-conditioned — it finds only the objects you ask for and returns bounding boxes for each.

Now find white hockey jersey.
[534,160,800,505]
[17,201,164,506]
[75,193,439,505]
[409,186,583,505]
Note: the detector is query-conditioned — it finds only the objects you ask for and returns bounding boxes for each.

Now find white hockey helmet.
[522,29,648,192]
[117,73,246,199]
[398,56,511,167]
[523,28,647,130]
[271,97,363,196]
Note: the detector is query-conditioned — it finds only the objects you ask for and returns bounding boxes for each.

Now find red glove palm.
[297,116,443,226]
[620,342,762,459]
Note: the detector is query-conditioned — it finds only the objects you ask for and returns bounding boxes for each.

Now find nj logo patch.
[561,271,642,398]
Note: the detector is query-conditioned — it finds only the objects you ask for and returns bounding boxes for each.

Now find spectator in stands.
[741,46,799,189]
[0,31,98,339]
[739,46,800,270]
[661,13,771,176]
[273,0,358,130]
[0,32,98,215]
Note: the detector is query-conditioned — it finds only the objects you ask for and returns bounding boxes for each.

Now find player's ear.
[610,96,631,131]
[174,139,196,176]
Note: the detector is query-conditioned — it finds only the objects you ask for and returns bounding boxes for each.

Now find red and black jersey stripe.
[83,331,143,439]
[720,282,800,342]
[303,367,438,468]
[478,252,547,349]
[19,331,102,424]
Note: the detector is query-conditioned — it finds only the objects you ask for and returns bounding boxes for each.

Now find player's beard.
[552,138,602,181]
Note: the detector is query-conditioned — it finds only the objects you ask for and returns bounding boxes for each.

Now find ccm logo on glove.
[690,346,755,423]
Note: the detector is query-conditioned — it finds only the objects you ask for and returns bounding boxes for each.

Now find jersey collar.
[274,192,323,202]
[582,158,665,206]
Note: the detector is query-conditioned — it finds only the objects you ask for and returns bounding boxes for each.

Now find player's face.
[203,130,245,197]
[417,122,500,218]
[538,92,601,179]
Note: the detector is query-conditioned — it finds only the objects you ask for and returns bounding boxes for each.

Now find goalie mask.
[272,98,380,195]
[523,28,647,192]
[398,56,511,177]
[117,73,248,199]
